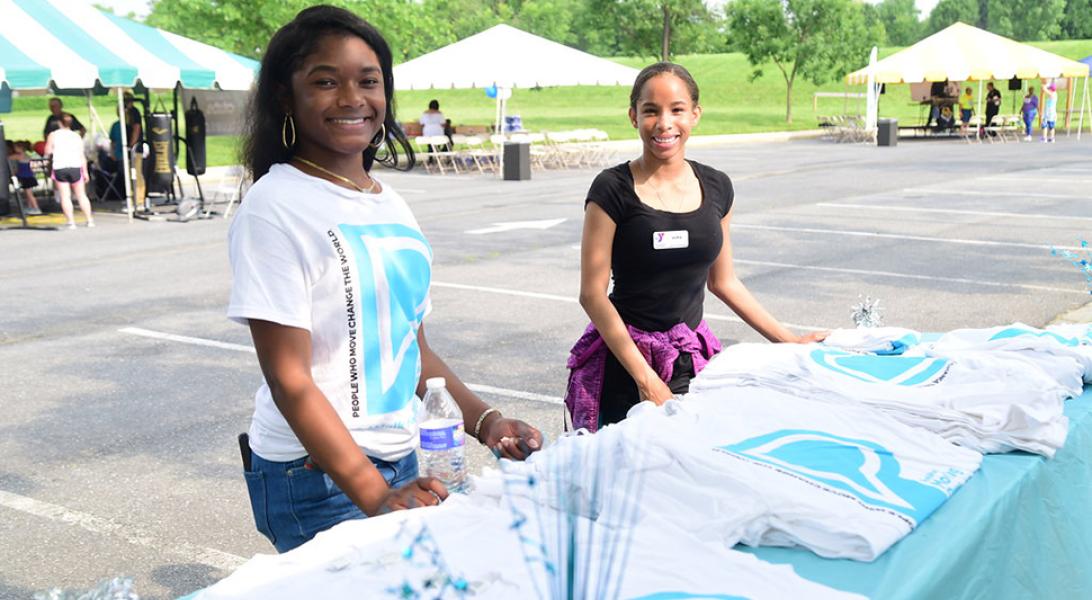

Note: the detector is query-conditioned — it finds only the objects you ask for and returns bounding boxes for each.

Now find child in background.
[1041,82,1057,143]
[10,140,43,215]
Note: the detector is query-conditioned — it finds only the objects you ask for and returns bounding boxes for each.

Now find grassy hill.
[3,39,1090,166]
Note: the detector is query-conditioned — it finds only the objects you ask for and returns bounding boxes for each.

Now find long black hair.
[242,5,414,181]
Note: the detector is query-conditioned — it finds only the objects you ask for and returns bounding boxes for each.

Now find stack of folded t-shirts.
[489,386,981,562]
[927,322,1092,383]
[691,328,1078,457]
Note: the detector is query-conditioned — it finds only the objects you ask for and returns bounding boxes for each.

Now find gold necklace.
[293,157,378,194]
[637,161,683,212]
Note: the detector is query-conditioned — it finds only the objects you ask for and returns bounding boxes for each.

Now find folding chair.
[216,166,247,219]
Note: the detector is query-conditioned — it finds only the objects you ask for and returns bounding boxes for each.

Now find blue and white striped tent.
[0,0,258,92]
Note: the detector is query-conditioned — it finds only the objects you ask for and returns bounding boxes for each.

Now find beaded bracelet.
[473,407,501,441]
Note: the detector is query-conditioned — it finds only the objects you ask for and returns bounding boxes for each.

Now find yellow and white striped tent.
[846,22,1090,138]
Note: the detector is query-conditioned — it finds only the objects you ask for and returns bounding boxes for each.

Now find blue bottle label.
[420,423,465,451]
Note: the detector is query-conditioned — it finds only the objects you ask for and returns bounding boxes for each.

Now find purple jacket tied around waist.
[564,320,722,432]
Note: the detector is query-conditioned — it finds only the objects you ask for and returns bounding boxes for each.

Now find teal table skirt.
[743,386,1092,599]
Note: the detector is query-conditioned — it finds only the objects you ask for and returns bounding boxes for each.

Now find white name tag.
[652,230,689,250]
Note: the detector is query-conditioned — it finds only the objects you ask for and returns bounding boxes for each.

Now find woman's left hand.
[482,417,543,460]
[790,331,830,344]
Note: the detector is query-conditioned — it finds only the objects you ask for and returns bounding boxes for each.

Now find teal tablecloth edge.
[742,386,1092,600]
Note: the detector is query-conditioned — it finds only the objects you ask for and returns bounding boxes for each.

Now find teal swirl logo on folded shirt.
[988,326,1079,347]
[810,348,950,386]
[339,223,432,416]
[718,429,962,525]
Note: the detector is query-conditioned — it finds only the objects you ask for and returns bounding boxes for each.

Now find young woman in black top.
[568,63,827,429]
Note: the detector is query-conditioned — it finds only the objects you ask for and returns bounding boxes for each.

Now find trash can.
[503,142,531,181]
[877,118,898,147]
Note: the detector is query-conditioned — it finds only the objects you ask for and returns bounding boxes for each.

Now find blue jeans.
[244,449,419,553]
[1024,110,1037,136]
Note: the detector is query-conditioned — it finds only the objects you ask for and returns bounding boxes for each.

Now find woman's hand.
[481,417,542,460]
[789,331,830,344]
[369,477,448,516]
[638,372,674,406]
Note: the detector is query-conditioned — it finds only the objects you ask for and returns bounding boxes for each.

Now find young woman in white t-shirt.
[419,99,446,137]
[44,114,94,229]
[229,5,542,553]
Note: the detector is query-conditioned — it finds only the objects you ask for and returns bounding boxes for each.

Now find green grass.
[4,40,1089,166]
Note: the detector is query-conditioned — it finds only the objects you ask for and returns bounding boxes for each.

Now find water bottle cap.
[425,377,447,390]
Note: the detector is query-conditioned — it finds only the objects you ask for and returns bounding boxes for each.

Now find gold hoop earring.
[282,114,296,149]
[369,122,387,149]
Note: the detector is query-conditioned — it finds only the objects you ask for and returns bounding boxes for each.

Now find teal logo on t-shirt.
[718,429,964,525]
[339,223,432,416]
[809,348,950,386]
[988,326,1079,347]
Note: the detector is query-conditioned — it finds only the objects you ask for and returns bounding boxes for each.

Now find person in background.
[109,92,145,205]
[566,62,827,431]
[935,105,955,133]
[420,99,448,162]
[959,86,974,136]
[42,97,86,140]
[1041,82,1058,143]
[229,5,542,554]
[1021,86,1039,142]
[984,82,1002,135]
[44,115,94,229]
[8,140,43,215]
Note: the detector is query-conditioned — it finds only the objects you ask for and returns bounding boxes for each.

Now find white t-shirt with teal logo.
[691,336,1072,457]
[228,163,432,462]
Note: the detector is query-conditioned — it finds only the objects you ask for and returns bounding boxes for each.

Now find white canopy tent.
[393,24,639,150]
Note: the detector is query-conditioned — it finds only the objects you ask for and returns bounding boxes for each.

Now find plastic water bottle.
[419,377,468,493]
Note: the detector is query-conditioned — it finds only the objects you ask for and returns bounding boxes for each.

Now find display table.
[185,387,1092,600]
[744,386,1092,599]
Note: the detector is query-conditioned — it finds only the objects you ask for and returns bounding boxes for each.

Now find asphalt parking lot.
[1,134,1089,598]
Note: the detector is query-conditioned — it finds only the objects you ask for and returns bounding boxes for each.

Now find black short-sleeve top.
[586,160,734,332]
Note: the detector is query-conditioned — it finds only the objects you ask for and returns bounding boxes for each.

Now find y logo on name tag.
[653,230,689,250]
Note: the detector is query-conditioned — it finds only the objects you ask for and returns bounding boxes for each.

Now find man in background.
[43,97,86,139]
[109,92,145,206]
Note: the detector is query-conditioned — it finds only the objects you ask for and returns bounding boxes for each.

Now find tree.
[927,0,978,35]
[727,0,882,123]
[591,0,726,61]
[984,0,1066,40]
[877,0,922,46]
[1062,0,1092,39]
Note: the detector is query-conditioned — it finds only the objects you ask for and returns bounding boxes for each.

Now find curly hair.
[241,5,415,181]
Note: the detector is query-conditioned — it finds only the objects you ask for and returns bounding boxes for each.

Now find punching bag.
[0,122,10,215]
[145,111,175,194]
[185,97,206,176]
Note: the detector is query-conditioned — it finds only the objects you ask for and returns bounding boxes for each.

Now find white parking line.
[119,327,255,353]
[992,176,1092,184]
[466,383,562,405]
[432,281,826,331]
[432,281,576,303]
[117,327,568,404]
[816,203,1092,222]
[0,489,246,572]
[734,259,1085,295]
[732,223,1084,252]
[902,188,1088,200]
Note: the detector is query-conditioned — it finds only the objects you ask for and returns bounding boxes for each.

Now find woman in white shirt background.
[419,99,450,160]
[44,114,94,229]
